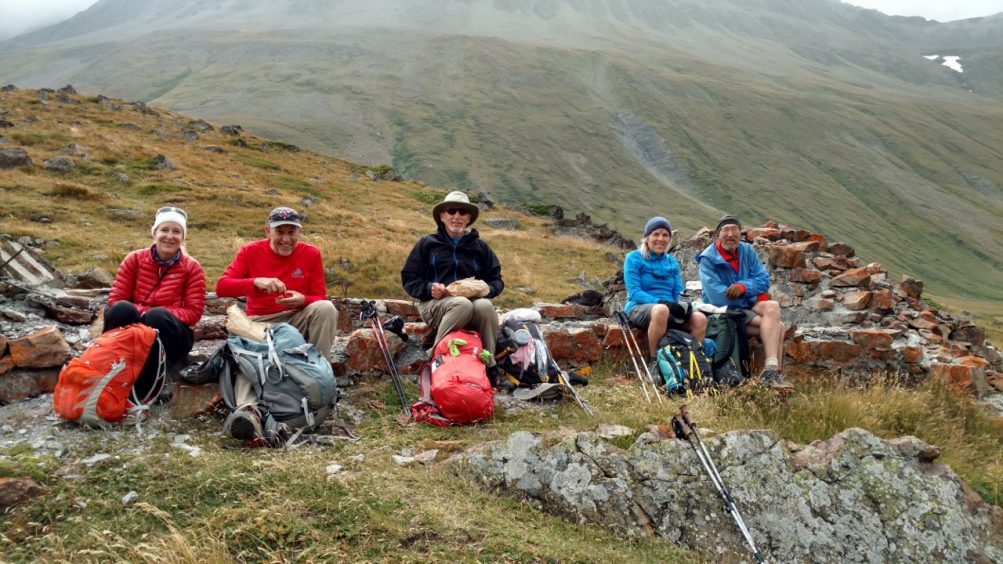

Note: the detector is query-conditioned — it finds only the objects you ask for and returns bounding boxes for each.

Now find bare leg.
[748,300,785,371]
[647,304,669,359]
[684,311,707,343]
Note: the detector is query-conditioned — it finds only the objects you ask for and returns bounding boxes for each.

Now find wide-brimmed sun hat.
[432,191,479,226]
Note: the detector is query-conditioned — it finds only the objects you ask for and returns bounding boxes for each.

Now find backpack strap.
[732,313,752,378]
[410,361,452,426]
[76,359,127,430]
[129,333,166,408]
[265,328,284,384]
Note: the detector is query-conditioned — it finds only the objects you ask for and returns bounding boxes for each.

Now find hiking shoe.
[759,369,794,391]
[496,378,516,393]
[224,406,263,441]
[645,359,661,381]
[567,373,589,387]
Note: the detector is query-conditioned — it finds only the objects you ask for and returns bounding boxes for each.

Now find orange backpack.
[53,324,165,427]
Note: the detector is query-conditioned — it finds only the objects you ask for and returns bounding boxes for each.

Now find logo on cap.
[268,207,302,228]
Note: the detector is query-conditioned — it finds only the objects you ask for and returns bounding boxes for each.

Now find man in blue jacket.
[696,215,793,390]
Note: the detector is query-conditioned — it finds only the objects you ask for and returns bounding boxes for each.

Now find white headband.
[151,210,187,237]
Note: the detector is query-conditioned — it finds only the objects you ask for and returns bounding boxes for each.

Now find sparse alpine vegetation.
[0,87,618,307]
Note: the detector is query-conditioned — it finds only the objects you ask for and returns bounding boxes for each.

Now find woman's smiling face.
[646,228,671,254]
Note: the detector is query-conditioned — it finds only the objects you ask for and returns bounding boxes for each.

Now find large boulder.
[0,147,32,169]
[447,428,1002,562]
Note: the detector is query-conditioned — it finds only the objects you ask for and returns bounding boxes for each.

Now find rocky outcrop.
[447,427,1003,563]
[549,207,634,250]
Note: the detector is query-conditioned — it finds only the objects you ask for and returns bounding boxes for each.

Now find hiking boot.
[421,330,438,352]
[646,359,661,382]
[486,364,499,386]
[567,372,589,387]
[224,406,263,441]
[496,378,516,393]
[759,369,794,391]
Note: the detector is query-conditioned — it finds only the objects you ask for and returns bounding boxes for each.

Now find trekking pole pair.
[671,405,764,564]
[359,300,409,414]
[613,310,663,404]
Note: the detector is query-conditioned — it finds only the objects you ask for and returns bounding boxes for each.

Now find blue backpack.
[219,323,338,443]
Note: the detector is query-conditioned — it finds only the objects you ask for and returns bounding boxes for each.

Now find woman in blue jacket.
[623,217,706,371]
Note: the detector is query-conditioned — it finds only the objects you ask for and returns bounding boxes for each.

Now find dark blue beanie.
[643,216,672,238]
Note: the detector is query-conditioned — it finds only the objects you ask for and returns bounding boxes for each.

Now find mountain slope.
[1,0,1002,304]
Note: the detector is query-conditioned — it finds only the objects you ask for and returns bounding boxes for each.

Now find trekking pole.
[360,300,409,414]
[614,311,664,403]
[613,311,651,402]
[535,332,594,416]
[671,405,764,564]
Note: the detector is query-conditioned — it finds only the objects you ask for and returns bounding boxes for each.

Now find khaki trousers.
[419,296,499,355]
[234,300,339,407]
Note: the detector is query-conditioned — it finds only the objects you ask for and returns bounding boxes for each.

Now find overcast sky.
[1,0,1002,40]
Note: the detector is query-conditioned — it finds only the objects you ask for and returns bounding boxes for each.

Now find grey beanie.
[643,216,672,238]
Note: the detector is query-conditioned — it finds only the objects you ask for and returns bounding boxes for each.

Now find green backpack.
[704,311,751,387]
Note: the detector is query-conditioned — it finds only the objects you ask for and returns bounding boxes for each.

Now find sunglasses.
[157,206,188,219]
[444,208,470,216]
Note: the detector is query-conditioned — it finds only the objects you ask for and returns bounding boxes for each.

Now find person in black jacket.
[401,191,504,355]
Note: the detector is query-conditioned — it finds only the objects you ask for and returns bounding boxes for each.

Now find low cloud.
[0,0,99,40]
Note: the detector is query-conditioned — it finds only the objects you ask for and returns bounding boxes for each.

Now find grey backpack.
[218,323,338,443]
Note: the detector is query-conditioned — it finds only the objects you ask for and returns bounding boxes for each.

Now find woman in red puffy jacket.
[105,206,206,361]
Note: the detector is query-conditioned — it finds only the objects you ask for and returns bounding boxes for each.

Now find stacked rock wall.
[2,221,1001,405]
[666,221,1001,394]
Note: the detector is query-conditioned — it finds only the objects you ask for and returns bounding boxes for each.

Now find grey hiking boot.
[759,369,794,391]
[224,406,263,441]
[646,359,661,383]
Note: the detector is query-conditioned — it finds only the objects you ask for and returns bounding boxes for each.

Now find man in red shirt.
[216,207,339,440]
[216,207,338,356]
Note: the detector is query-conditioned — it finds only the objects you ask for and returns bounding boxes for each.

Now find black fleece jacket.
[400,226,504,301]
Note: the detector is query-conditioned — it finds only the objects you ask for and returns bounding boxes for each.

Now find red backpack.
[412,329,494,426]
[53,324,165,427]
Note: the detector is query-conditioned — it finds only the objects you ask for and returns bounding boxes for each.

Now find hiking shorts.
[627,303,688,330]
[735,308,759,327]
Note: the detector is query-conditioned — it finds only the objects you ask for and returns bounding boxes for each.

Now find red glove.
[725,284,745,300]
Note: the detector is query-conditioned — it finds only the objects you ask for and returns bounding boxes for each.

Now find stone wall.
[665,221,1001,394]
[2,220,1001,405]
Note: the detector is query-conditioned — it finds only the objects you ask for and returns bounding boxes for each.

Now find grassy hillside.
[0,87,620,306]
[153,31,1003,308]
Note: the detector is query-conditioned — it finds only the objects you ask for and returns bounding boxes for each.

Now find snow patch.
[942,56,963,73]
[923,54,963,73]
